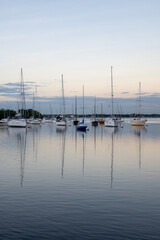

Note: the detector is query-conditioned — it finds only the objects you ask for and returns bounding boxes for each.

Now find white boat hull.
[44,119,54,123]
[0,118,8,126]
[131,119,146,126]
[8,119,27,128]
[105,118,118,127]
[56,120,67,126]
[28,119,41,125]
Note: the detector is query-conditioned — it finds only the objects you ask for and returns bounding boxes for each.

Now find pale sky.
[0,0,160,113]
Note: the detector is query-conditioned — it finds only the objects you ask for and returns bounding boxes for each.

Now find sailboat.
[116,104,124,123]
[92,96,98,126]
[105,66,118,127]
[28,92,41,125]
[0,109,9,126]
[8,68,27,128]
[77,86,87,131]
[98,102,105,124]
[56,74,67,126]
[0,118,9,126]
[44,104,54,123]
[131,82,147,126]
[73,95,79,125]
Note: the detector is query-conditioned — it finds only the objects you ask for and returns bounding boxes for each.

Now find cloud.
[3,82,20,87]
[149,92,160,97]
[0,82,44,98]
[135,92,150,96]
[3,82,41,88]
[121,92,129,94]
[25,81,36,84]
[0,86,19,94]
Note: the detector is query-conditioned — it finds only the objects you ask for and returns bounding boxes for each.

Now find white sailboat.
[8,117,27,128]
[28,92,41,125]
[105,66,118,127]
[131,82,147,126]
[8,68,27,128]
[0,109,9,126]
[56,74,67,127]
[0,118,9,126]
[44,104,54,123]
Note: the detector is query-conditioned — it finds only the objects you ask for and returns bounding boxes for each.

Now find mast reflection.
[61,131,66,178]
[82,132,85,175]
[32,125,41,162]
[132,126,147,169]
[56,126,66,177]
[107,127,118,189]
[111,131,114,189]
[100,124,104,142]
[77,131,86,175]
[8,128,27,187]
[93,126,97,153]
[75,126,77,152]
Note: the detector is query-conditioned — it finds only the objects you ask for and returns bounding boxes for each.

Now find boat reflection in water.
[56,126,67,133]
[106,127,118,189]
[93,125,97,153]
[56,125,66,177]
[32,125,41,163]
[79,132,86,175]
[131,125,147,169]
[8,128,27,186]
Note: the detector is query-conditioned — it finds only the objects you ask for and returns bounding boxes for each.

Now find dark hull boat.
[76,86,88,132]
[91,96,98,127]
[92,120,98,126]
[77,119,87,131]
[73,120,79,125]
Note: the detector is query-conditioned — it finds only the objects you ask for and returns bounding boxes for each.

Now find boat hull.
[98,119,105,125]
[92,121,98,126]
[28,120,41,125]
[56,120,67,126]
[105,118,118,127]
[8,119,27,128]
[73,120,79,125]
[0,118,8,126]
[77,125,87,131]
[131,119,146,126]
[44,119,54,123]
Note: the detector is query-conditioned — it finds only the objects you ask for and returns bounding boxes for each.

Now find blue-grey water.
[0,119,160,239]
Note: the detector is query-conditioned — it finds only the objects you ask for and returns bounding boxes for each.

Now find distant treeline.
[0,108,43,120]
[43,113,160,118]
[1,108,160,120]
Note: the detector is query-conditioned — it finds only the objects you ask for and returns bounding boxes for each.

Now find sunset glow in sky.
[0,0,160,113]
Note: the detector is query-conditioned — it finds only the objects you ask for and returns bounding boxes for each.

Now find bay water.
[0,119,160,239]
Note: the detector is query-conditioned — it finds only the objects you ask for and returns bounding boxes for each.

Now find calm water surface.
[0,119,160,239]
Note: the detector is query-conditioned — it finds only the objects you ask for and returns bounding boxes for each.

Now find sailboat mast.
[101,102,103,119]
[32,92,35,119]
[75,95,77,120]
[94,96,96,120]
[61,74,65,118]
[20,68,26,117]
[83,85,84,118]
[111,66,114,117]
[139,82,141,117]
